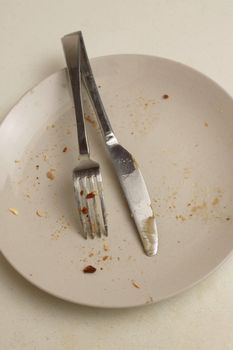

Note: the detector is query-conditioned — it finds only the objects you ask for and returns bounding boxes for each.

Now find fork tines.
[73,169,108,239]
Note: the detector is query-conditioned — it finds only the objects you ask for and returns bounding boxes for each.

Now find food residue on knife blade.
[143,216,155,235]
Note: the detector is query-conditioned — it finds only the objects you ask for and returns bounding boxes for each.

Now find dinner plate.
[0,55,233,308]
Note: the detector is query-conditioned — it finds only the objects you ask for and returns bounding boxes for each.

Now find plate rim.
[1,54,233,308]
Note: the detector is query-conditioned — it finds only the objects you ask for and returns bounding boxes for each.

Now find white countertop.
[0,1,233,349]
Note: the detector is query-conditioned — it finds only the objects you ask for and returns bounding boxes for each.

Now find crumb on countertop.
[162,94,169,99]
[62,147,68,153]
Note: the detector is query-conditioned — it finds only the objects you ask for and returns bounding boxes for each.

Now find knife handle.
[77,31,118,147]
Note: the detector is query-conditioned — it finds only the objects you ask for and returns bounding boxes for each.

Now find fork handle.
[62,34,90,156]
[78,32,118,147]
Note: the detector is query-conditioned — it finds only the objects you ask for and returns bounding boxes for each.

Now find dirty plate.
[0,55,233,308]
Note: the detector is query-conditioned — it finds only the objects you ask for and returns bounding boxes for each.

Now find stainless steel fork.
[62,33,108,238]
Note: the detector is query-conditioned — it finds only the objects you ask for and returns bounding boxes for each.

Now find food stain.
[85,115,97,128]
[81,207,88,215]
[86,191,96,199]
[144,216,155,234]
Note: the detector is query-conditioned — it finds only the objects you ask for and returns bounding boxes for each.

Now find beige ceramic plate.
[0,55,233,308]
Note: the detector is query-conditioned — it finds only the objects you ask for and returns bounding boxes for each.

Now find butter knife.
[71,31,158,256]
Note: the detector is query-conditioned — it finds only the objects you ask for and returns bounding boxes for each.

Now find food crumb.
[226,217,230,221]
[83,265,96,273]
[46,169,55,180]
[162,94,169,99]
[86,191,96,199]
[103,242,110,252]
[204,122,208,127]
[176,214,186,221]
[89,252,94,257]
[132,280,140,289]
[8,208,19,216]
[36,165,39,169]
[62,147,68,153]
[36,209,47,217]
[102,255,109,261]
[80,190,84,196]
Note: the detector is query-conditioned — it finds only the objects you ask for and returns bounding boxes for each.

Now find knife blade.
[109,144,158,256]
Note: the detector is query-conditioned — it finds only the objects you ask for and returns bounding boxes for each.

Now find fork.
[62,33,108,238]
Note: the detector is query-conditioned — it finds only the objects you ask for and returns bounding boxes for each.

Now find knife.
[65,31,158,256]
